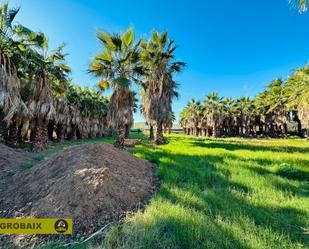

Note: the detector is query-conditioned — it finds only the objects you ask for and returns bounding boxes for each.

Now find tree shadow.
[130,143,309,248]
[246,165,309,198]
[189,139,309,154]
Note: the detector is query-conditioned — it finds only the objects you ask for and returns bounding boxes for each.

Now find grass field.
[41,134,308,249]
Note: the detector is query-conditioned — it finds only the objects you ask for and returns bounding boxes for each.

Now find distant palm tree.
[90,27,146,148]
[203,92,223,137]
[234,97,255,136]
[285,66,309,136]
[222,97,235,136]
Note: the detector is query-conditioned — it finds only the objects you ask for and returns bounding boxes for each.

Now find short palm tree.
[89,27,146,148]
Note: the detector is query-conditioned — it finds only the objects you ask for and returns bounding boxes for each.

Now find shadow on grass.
[128,139,309,248]
[188,138,309,154]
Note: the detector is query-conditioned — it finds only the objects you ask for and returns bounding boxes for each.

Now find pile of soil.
[124,139,142,147]
[0,144,32,187]
[0,143,158,245]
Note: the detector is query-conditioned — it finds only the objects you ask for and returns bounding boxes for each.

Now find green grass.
[36,134,308,249]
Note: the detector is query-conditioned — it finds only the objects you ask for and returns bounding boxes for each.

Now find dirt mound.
[0,144,32,186]
[124,139,142,147]
[0,143,157,245]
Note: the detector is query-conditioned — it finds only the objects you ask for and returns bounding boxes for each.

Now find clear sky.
[8,0,309,122]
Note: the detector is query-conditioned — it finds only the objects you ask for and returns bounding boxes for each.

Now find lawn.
[43,134,308,249]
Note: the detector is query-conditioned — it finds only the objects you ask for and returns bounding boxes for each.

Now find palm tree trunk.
[2,126,8,143]
[17,125,23,144]
[149,125,154,140]
[125,124,130,138]
[31,119,48,152]
[68,125,77,140]
[6,123,18,147]
[282,123,288,137]
[56,124,65,142]
[294,116,303,137]
[114,125,125,149]
[47,122,54,140]
[259,124,264,135]
[212,125,219,138]
[156,121,166,145]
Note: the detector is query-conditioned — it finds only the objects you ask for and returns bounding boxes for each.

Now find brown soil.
[0,144,32,187]
[0,143,158,246]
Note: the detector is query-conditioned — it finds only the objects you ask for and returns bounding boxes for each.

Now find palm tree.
[285,66,309,137]
[22,40,73,151]
[255,79,288,137]
[187,99,204,136]
[234,97,255,136]
[0,2,44,147]
[89,27,146,149]
[179,106,191,135]
[203,92,223,137]
[164,111,176,134]
[222,97,235,136]
[289,0,308,12]
[141,30,185,144]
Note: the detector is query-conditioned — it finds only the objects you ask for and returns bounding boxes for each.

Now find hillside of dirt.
[0,144,32,188]
[0,143,158,246]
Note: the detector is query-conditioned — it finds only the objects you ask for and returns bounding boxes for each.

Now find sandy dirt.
[0,143,158,246]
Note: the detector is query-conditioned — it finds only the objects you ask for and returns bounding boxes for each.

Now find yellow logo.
[0,218,73,234]
[54,219,68,233]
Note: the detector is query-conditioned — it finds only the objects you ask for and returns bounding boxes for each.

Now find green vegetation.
[102,135,308,249]
[180,69,309,139]
[36,133,308,249]
[0,2,110,151]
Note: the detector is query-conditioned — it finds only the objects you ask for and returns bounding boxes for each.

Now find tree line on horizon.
[179,67,309,138]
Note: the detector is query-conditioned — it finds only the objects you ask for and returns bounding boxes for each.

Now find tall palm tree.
[0,2,44,146]
[141,30,185,144]
[23,40,72,151]
[89,27,146,148]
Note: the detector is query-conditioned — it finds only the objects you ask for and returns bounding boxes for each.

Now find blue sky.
[9,0,309,122]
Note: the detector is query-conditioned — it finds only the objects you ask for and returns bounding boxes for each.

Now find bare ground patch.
[0,143,158,247]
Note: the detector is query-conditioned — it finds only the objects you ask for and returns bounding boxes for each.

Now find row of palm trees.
[0,2,184,150]
[180,66,309,138]
[89,29,184,148]
[0,1,307,150]
[0,2,109,151]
